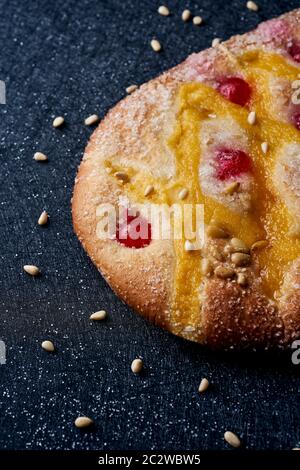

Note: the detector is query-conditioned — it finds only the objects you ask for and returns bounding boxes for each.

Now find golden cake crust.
[72,9,300,348]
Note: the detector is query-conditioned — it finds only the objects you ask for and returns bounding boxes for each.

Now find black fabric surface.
[0,0,300,451]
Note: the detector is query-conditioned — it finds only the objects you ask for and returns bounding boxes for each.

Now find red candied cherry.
[291,112,300,130]
[116,209,152,248]
[215,147,252,180]
[288,41,300,63]
[217,77,251,106]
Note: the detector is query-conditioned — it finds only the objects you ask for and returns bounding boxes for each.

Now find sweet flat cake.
[72,10,300,348]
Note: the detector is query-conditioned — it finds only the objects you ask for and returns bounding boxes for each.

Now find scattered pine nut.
[38,210,49,226]
[247,111,256,125]
[126,84,138,94]
[52,116,64,128]
[224,431,241,448]
[151,39,162,52]
[33,152,48,162]
[131,358,143,374]
[158,5,170,16]
[90,310,107,321]
[212,38,221,47]
[41,340,55,352]
[198,378,209,392]
[23,265,40,276]
[178,188,189,200]
[193,16,203,26]
[261,142,268,154]
[74,416,94,429]
[182,9,191,22]
[84,114,99,126]
[144,185,154,197]
[246,1,258,11]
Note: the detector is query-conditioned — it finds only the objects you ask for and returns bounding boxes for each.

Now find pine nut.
[237,273,248,287]
[214,266,235,279]
[33,152,48,162]
[74,416,94,428]
[84,114,99,126]
[41,340,55,352]
[52,116,64,128]
[246,1,258,12]
[131,358,143,374]
[90,310,107,321]
[151,39,162,52]
[23,265,40,276]
[231,252,251,267]
[230,238,250,254]
[223,181,240,195]
[38,210,48,226]
[144,185,154,197]
[158,5,170,16]
[261,142,268,154]
[247,110,256,125]
[178,188,189,200]
[224,431,241,448]
[198,378,209,392]
[212,38,221,47]
[182,9,191,21]
[193,16,203,26]
[126,84,138,94]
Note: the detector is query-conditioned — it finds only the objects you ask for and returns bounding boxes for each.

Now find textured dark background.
[0,0,300,451]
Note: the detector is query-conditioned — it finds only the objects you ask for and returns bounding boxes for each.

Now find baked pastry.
[72,9,300,349]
